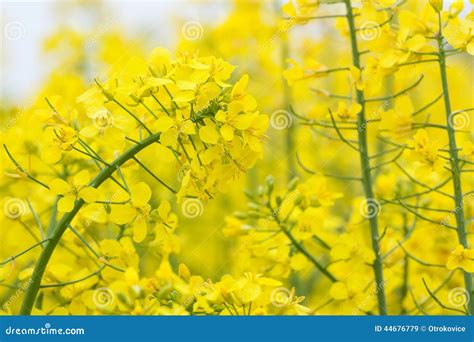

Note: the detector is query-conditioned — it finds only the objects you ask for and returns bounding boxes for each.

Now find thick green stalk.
[281,34,295,181]
[20,132,161,315]
[344,0,387,315]
[437,26,473,315]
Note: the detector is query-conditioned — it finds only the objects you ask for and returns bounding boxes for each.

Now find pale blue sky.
[0,0,231,103]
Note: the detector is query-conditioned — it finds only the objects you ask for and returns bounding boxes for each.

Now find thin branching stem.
[437,13,473,314]
[3,145,50,190]
[20,132,161,315]
[344,0,387,315]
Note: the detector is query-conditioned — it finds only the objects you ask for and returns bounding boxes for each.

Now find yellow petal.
[73,170,91,186]
[154,116,175,132]
[178,263,191,281]
[49,178,71,195]
[131,182,152,207]
[220,125,234,141]
[234,114,255,130]
[133,217,148,243]
[110,205,136,225]
[215,110,227,122]
[330,282,349,300]
[82,203,108,224]
[199,125,219,144]
[396,95,414,113]
[467,42,474,56]
[41,148,62,164]
[79,187,98,203]
[158,200,171,219]
[80,125,99,138]
[58,195,75,212]
[231,74,249,98]
[290,253,308,271]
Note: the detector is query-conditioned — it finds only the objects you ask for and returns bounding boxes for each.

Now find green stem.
[344,0,387,315]
[280,28,295,181]
[0,239,51,266]
[437,16,473,315]
[19,133,161,315]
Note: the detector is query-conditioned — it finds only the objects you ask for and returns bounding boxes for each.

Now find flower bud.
[429,0,443,12]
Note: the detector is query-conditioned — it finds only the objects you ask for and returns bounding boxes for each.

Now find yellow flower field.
[1,0,473,316]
